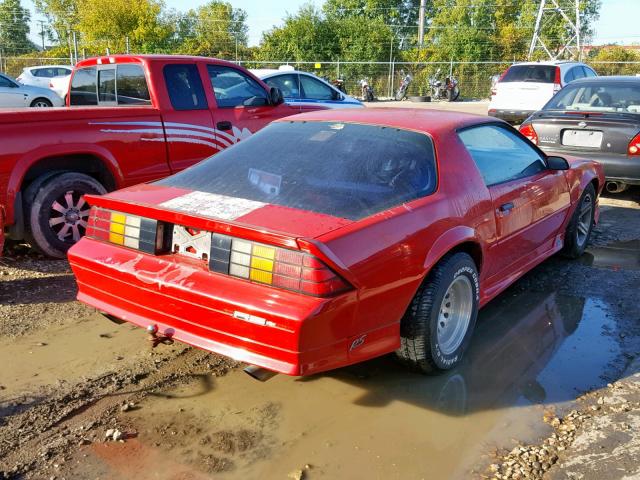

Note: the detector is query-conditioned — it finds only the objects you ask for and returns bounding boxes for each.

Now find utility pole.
[73,31,78,64]
[418,0,426,46]
[529,0,581,61]
[38,20,46,51]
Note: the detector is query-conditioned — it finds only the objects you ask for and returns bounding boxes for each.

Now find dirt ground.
[1,102,639,480]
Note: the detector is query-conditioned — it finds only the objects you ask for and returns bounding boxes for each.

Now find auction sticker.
[160,191,266,220]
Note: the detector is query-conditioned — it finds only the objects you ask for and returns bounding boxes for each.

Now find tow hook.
[147,324,174,348]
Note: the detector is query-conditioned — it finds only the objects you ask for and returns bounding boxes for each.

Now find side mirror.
[243,96,269,107]
[547,155,569,170]
[269,87,284,106]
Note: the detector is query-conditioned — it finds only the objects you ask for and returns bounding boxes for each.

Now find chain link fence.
[2,55,640,101]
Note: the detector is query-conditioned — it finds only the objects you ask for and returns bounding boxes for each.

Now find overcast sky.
[22,0,638,50]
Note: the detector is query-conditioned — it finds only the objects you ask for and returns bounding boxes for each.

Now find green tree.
[257,4,340,62]
[178,1,249,59]
[33,0,79,44]
[76,0,171,53]
[0,0,33,55]
[588,45,640,76]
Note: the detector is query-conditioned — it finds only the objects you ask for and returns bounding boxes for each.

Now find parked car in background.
[519,76,640,193]
[0,55,319,258]
[0,73,63,108]
[252,67,364,109]
[69,109,603,378]
[489,61,597,123]
[16,65,72,97]
[49,74,72,100]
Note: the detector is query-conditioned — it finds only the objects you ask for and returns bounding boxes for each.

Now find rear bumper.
[542,149,640,184]
[488,109,535,124]
[68,239,397,376]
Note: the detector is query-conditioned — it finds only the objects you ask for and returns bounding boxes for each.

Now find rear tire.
[30,98,53,108]
[396,252,479,373]
[26,172,106,258]
[562,183,596,259]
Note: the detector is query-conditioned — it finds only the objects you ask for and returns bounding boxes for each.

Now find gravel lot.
[1,101,639,480]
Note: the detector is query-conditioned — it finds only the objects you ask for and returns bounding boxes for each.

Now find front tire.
[562,183,596,259]
[396,252,479,373]
[30,98,53,108]
[26,172,106,258]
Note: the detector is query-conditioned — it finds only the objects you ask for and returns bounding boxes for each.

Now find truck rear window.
[502,65,557,83]
[70,64,151,106]
[157,121,437,221]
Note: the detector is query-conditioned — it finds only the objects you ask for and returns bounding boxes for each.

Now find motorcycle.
[332,78,346,94]
[360,78,374,102]
[429,68,460,102]
[395,70,412,101]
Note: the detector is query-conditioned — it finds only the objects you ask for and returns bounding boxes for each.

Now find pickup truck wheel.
[30,98,53,108]
[396,252,479,374]
[562,183,596,259]
[27,172,106,258]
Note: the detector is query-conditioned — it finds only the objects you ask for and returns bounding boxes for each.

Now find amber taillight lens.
[85,207,171,254]
[209,233,351,297]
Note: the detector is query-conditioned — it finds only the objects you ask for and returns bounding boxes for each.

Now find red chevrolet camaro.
[68,109,604,376]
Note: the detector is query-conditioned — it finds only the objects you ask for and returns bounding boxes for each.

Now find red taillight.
[519,123,539,145]
[211,234,352,297]
[499,68,508,82]
[553,67,562,94]
[85,206,170,254]
[628,132,640,155]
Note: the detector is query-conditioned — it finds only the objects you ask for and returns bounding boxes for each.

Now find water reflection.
[309,291,620,416]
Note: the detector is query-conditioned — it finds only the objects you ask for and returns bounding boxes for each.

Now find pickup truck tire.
[396,253,479,374]
[30,98,53,108]
[562,183,596,259]
[26,172,106,258]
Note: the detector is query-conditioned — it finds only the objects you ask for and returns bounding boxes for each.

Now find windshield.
[502,65,556,83]
[544,82,640,113]
[157,121,437,221]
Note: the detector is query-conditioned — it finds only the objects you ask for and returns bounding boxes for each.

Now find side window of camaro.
[458,125,547,186]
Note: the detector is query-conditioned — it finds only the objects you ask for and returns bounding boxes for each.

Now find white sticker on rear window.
[160,191,266,220]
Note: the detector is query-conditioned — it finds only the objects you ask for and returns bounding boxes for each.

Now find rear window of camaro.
[157,121,437,221]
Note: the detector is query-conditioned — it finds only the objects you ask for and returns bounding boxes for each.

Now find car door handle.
[498,202,514,213]
[216,121,232,131]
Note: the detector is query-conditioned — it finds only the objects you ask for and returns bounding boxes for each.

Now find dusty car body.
[68,109,604,376]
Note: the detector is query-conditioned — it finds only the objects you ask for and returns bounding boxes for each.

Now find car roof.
[27,65,72,70]
[510,61,582,66]
[75,54,241,70]
[568,75,640,84]
[276,108,495,134]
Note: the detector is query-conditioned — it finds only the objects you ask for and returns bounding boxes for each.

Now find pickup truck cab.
[0,55,307,257]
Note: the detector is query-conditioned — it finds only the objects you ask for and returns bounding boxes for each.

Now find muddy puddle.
[62,290,623,480]
[580,240,640,271]
[0,315,148,398]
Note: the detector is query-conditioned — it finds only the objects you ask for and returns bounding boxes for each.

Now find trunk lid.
[529,111,640,155]
[85,184,354,246]
[493,81,555,111]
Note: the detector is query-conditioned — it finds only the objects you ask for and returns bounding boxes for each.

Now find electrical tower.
[528,0,582,61]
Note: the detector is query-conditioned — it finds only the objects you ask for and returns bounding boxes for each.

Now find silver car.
[0,73,64,108]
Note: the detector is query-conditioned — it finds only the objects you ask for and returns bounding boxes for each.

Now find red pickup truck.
[0,54,310,257]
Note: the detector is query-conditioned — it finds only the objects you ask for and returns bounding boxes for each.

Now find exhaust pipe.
[244,365,278,382]
[605,181,628,194]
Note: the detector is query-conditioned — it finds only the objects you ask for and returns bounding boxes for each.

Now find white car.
[0,73,64,108]
[252,67,364,109]
[49,74,71,101]
[488,61,597,123]
[16,65,73,88]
